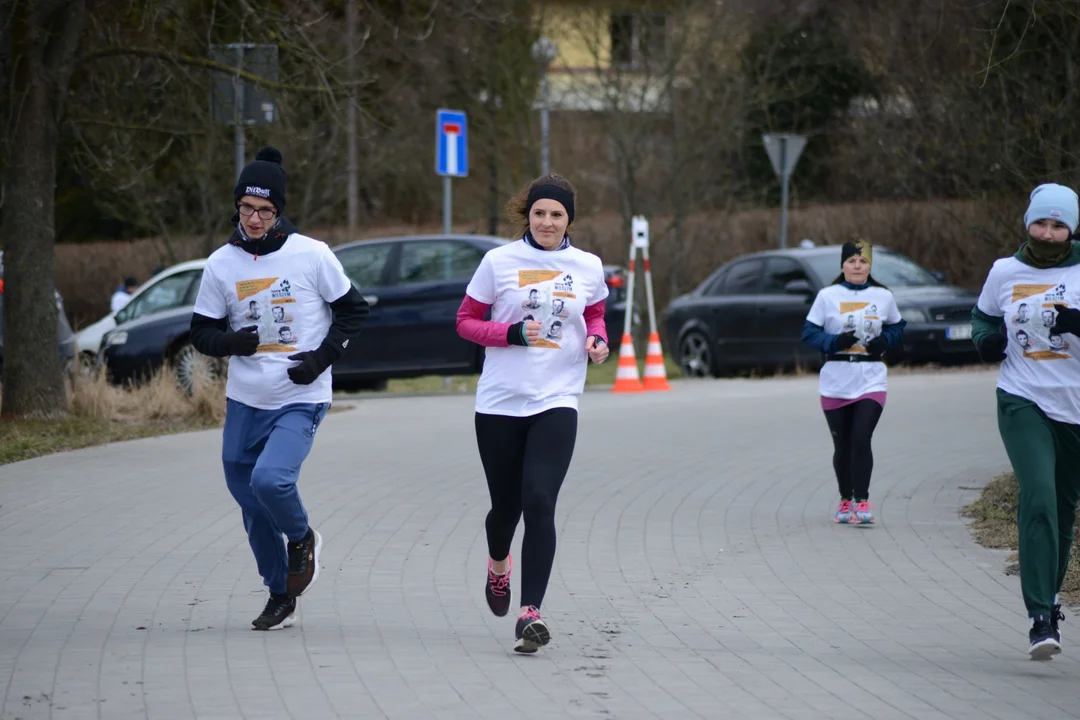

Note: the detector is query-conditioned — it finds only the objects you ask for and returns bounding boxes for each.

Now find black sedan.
[100,234,634,392]
[663,245,980,377]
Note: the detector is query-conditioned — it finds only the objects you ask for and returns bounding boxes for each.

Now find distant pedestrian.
[801,238,906,525]
[456,173,609,653]
[189,146,369,630]
[972,182,1080,659]
[110,276,138,313]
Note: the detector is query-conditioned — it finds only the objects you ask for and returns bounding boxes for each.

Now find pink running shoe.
[485,555,512,617]
[854,501,875,524]
[834,500,854,524]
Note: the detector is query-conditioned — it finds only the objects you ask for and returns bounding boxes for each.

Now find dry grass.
[962,472,1080,603]
[0,364,226,466]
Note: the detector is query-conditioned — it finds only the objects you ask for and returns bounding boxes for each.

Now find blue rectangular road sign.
[435,109,468,177]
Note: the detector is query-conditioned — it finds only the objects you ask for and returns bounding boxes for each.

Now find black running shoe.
[485,555,512,617]
[514,605,551,654]
[287,527,322,597]
[1052,603,1065,645]
[1030,615,1061,660]
[252,593,296,631]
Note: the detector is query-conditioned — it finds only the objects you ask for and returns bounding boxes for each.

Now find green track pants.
[997,389,1080,617]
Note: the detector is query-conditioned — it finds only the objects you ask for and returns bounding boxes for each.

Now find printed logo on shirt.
[272,279,292,300]
[836,301,878,355]
[236,278,278,301]
[1011,283,1059,304]
[516,270,578,350]
[234,277,300,353]
[1007,284,1071,361]
[518,269,563,287]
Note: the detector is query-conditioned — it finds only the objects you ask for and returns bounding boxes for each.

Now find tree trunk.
[1,0,88,419]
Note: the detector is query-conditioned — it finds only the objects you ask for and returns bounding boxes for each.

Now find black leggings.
[475,407,578,609]
[824,399,884,501]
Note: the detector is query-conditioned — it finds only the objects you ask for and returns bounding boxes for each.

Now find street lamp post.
[531,37,557,176]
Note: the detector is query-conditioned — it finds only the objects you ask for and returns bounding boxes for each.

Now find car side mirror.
[931,271,946,283]
[115,308,130,324]
[784,279,814,295]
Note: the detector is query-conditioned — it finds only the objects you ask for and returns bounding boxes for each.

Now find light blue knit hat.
[1024,183,1079,233]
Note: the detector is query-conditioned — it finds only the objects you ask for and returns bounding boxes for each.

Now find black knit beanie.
[234,146,286,213]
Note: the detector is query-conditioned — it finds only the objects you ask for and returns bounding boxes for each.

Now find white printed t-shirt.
[193,233,352,410]
[977,256,1080,424]
[466,239,608,417]
[806,283,902,399]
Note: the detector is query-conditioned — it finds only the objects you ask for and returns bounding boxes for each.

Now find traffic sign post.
[210,43,279,180]
[762,133,806,249]
[436,109,469,235]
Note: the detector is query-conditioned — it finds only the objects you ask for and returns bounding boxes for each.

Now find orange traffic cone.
[611,333,645,393]
[642,331,671,391]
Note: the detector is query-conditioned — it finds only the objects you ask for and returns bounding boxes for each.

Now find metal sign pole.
[779,137,789,250]
[443,176,452,235]
[233,45,246,180]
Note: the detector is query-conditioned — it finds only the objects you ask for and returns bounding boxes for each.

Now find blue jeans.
[222,399,328,595]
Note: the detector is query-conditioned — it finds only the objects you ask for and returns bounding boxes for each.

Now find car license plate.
[946,324,972,340]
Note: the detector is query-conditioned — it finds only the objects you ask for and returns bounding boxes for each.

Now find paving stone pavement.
[2,370,1079,720]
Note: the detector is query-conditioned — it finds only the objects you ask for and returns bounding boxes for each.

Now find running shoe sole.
[252,613,296,631]
[1030,637,1061,660]
[514,621,551,654]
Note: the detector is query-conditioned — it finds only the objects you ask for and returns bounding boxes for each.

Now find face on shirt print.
[246,299,262,321]
[843,314,856,332]
[1005,283,1073,360]
[1013,303,1031,325]
[522,289,542,310]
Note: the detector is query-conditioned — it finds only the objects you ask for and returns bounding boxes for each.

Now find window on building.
[610,13,668,70]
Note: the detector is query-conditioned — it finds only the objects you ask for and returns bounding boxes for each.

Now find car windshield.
[803,249,940,287]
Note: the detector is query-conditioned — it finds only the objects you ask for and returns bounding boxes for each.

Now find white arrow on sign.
[443,121,461,175]
[762,133,806,179]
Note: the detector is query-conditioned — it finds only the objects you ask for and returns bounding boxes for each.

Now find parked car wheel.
[172,341,225,395]
[678,331,716,378]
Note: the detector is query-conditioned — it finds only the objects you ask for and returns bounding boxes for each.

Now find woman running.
[455,173,609,653]
[801,238,906,525]
[972,182,1080,659]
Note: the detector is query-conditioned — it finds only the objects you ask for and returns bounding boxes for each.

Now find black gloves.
[865,335,889,357]
[834,331,858,351]
[1052,304,1080,336]
[287,347,334,385]
[976,332,1008,361]
[507,321,529,347]
[222,325,260,356]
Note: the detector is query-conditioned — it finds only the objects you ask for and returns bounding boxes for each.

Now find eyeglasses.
[238,203,277,220]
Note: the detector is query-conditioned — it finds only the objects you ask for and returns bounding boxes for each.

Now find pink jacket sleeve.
[584,300,608,344]
[456,295,512,347]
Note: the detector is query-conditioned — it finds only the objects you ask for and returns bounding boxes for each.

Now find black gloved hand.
[1052,304,1080,336]
[287,348,331,385]
[834,331,858,351]
[865,335,889,357]
[222,325,260,356]
[976,332,1007,362]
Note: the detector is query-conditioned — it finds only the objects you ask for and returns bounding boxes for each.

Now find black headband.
[841,239,872,267]
[526,184,575,225]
